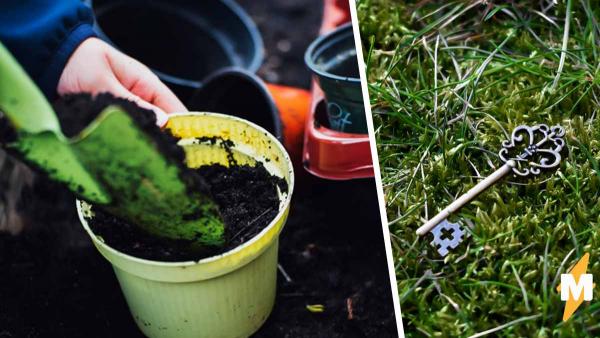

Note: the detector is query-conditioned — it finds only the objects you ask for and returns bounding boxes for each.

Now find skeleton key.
[417,124,566,238]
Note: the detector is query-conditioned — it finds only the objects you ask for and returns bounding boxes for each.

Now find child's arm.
[0,0,96,100]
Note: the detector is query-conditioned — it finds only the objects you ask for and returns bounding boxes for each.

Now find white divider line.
[348,1,405,337]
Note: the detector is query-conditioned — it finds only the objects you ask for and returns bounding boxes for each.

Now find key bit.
[430,219,465,257]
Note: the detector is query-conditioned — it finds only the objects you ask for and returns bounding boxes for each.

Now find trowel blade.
[71,106,225,247]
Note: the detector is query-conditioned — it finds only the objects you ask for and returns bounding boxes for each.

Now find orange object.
[266,84,311,172]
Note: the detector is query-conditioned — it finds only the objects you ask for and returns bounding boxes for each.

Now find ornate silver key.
[418,124,566,254]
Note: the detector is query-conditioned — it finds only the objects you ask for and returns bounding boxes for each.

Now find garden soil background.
[0,1,398,337]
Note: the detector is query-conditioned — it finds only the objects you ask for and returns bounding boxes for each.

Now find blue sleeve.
[0,0,96,100]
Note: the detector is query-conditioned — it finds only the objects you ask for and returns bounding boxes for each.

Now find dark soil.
[0,112,17,144]
[196,163,287,247]
[88,163,287,262]
[254,179,398,338]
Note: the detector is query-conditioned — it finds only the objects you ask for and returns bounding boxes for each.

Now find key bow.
[499,124,566,177]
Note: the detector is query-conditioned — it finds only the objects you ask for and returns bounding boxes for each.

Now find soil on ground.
[0,0,399,337]
[0,177,397,338]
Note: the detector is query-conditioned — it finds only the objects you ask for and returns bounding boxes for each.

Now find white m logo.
[560,274,594,301]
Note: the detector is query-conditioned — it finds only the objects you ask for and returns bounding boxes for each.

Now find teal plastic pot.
[305,23,367,134]
[77,113,294,338]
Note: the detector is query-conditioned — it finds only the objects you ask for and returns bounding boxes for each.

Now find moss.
[358,0,600,336]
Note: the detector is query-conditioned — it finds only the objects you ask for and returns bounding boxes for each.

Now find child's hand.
[57,37,186,126]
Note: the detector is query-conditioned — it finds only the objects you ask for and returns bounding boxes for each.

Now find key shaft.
[417,159,516,236]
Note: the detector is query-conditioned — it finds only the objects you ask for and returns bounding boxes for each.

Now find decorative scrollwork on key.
[499,124,566,177]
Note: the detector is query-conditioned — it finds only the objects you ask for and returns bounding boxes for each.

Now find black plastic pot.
[305,23,366,134]
[89,0,264,101]
[187,68,283,142]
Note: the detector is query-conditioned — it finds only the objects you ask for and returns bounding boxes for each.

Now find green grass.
[357,0,600,336]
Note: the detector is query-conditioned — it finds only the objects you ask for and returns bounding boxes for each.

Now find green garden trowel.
[0,43,224,248]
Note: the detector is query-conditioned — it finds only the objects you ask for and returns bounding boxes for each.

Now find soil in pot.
[88,162,286,261]
[54,93,288,262]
